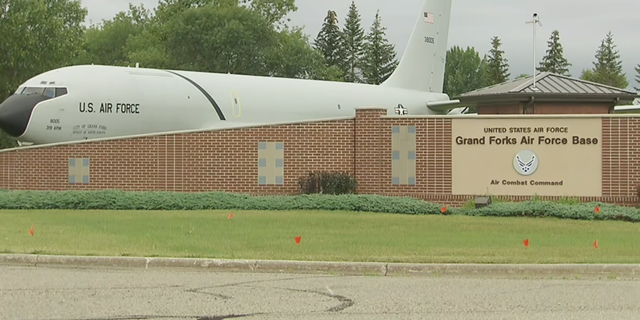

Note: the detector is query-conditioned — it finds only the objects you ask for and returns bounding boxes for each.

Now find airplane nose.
[0,94,49,137]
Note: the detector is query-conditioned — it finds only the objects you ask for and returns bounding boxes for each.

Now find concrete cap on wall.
[354,107,388,111]
[354,107,388,120]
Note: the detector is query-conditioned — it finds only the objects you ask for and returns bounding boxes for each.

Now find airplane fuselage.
[10,65,450,145]
[0,0,457,145]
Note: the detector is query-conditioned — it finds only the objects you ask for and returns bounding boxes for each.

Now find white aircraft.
[0,0,462,146]
[612,95,640,113]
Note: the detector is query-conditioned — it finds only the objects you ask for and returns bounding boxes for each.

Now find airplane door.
[229,90,241,118]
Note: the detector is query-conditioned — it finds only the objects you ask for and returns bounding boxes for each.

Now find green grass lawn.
[1,209,639,264]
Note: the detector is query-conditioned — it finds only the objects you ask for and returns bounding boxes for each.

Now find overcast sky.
[82,0,640,90]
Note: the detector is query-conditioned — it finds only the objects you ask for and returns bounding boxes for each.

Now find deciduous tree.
[443,46,487,98]
[266,26,343,80]
[162,4,279,75]
[239,0,297,28]
[0,0,87,148]
[74,3,152,66]
[103,1,335,79]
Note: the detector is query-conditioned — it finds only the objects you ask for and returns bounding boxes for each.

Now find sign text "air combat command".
[455,126,599,146]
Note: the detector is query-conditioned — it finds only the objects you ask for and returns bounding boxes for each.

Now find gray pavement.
[3,254,640,278]
[1,264,640,320]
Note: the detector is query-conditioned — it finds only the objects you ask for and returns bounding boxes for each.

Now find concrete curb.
[1,254,639,278]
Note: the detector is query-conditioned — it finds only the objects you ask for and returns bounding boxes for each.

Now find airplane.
[0,0,464,146]
[612,96,640,113]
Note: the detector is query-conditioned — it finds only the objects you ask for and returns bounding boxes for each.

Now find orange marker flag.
[594,206,600,214]
[294,236,301,245]
[523,239,529,248]
[228,212,233,220]
[593,239,598,249]
[29,225,33,236]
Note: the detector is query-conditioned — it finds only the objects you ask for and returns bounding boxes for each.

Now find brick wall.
[477,103,523,114]
[533,102,611,114]
[0,109,639,208]
[0,119,355,194]
[602,118,640,198]
[477,102,613,115]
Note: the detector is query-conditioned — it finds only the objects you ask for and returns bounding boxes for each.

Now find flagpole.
[533,13,537,88]
[526,13,542,89]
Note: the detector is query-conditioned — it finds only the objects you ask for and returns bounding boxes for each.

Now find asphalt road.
[1,265,640,320]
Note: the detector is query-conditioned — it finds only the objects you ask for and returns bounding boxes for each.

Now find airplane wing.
[426,99,464,112]
[198,118,354,131]
[614,105,640,113]
[200,121,272,131]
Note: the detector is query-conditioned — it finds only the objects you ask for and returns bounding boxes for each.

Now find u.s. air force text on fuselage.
[78,102,141,114]
[454,126,599,146]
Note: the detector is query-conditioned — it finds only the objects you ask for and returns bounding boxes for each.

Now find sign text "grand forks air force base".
[454,125,599,146]
[450,118,602,197]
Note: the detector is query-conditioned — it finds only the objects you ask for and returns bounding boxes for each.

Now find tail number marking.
[424,36,435,44]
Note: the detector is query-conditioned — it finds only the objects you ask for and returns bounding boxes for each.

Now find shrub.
[299,171,357,195]
[0,190,638,223]
[454,200,640,223]
[0,190,442,215]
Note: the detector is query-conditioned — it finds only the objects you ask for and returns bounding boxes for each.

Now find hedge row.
[0,190,638,222]
[455,201,640,223]
[0,190,443,214]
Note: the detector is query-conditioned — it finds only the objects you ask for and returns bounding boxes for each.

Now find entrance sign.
[451,117,602,197]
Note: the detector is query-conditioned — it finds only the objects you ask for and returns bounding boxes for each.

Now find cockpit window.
[44,87,55,98]
[16,86,68,98]
[55,87,68,97]
[19,87,45,95]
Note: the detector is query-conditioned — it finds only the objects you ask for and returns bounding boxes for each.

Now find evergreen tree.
[478,54,489,85]
[579,31,628,89]
[361,10,398,85]
[485,36,510,85]
[313,10,344,71]
[537,30,571,76]
[634,64,640,92]
[340,1,365,83]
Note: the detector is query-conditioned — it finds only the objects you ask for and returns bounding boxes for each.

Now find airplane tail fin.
[380,0,452,93]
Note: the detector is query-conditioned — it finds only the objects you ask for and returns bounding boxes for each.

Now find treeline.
[0,0,400,102]
[3,0,639,100]
[1,0,639,148]
[75,0,400,85]
[444,30,637,99]
[312,2,399,85]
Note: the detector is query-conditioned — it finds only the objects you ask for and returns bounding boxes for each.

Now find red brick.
[0,111,639,207]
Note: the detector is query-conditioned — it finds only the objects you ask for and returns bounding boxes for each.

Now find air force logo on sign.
[513,150,538,176]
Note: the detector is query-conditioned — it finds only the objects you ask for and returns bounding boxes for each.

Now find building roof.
[455,72,640,105]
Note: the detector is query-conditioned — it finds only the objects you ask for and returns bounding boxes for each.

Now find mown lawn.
[1,209,638,264]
